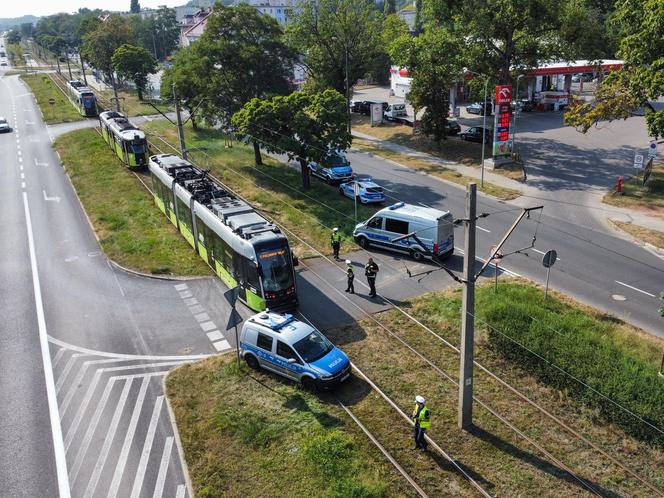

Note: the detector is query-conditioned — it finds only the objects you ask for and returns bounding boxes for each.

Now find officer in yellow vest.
[331,227,342,260]
[412,395,431,450]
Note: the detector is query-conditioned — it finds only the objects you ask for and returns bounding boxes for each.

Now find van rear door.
[436,212,454,255]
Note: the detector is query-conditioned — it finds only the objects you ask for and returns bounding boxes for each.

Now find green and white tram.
[99,111,149,168]
[66,79,98,117]
[148,153,298,311]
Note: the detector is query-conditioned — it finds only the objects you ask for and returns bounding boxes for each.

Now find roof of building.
[525,60,624,76]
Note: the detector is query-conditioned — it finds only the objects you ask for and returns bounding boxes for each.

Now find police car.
[339,176,386,204]
[239,312,351,390]
[308,150,353,184]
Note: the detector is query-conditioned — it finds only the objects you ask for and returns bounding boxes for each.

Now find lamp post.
[511,74,524,153]
[480,77,489,188]
[345,44,350,134]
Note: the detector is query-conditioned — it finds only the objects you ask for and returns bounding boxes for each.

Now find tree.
[134,7,179,60]
[564,0,664,138]
[6,30,21,44]
[384,0,396,15]
[161,45,207,130]
[390,28,463,148]
[287,0,385,94]
[192,4,295,125]
[130,0,141,14]
[414,0,424,34]
[232,90,352,189]
[112,44,156,100]
[19,23,34,39]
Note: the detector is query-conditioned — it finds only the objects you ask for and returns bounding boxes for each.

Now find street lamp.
[480,76,489,188]
[511,74,524,153]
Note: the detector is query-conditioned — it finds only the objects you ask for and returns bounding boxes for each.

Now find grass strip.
[54,128,209,276]
[20,73,84,124]
[610,220,664,249]
[603,166,664,211]
[165,356,417,497]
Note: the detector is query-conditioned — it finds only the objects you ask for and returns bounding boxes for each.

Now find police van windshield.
[329,152,349,168]
[258,245,294,292]
[293,330,334,363]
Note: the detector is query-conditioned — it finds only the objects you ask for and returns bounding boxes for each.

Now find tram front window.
[258,246,294,292]
[131,141,146,154]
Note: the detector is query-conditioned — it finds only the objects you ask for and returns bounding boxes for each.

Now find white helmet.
[415,395,425,404]
[345,259,352,265]
[333,227,339,232]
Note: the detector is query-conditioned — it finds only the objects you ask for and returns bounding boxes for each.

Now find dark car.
[465,102,492,116]
[511,99,534,112]
[350,100,388,115]
[458,126,492,143]
[445,119,461,136]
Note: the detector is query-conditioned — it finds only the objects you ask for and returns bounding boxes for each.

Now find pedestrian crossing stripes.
[49,342,194,498]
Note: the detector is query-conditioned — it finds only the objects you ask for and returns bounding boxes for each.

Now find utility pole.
[173,83,187,159]
[345,45,351,134]
[66,54,73,80]
[458,182,476,430]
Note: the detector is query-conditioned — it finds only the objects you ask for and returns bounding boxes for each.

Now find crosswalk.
[50,340,200,498]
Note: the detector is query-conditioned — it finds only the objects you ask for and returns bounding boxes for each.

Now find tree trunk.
[299,158,310,189]
[55,57,61,76]
[191,114,198,131]
[80,54,88,86]
[136,84,143,101]
[253,141,262,165]
[109,72,121,112]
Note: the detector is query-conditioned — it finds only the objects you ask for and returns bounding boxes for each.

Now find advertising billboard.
[493,85,512,157]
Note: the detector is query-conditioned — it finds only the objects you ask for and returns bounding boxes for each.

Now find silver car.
[0,117,11,133]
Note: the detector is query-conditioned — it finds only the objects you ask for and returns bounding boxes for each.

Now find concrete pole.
[173,83,187,160]
[345,45,351,134]
[458,182,477,430]
[480,79,488,188]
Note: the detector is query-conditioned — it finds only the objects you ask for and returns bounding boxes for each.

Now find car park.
[240,312,352,390]
[353,202,454,260]
[339,176,386,204]
[309,150,353,184]
[465,102,492,116]
[0,117,11,133]
[445,119,461,135]
[458,126,492,143]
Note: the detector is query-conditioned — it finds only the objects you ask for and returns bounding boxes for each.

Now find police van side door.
[275,341,303,381]
[364,216,387,247]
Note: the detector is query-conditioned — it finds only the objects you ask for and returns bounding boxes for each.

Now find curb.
[608,219,664,260]
[162,372,196,498]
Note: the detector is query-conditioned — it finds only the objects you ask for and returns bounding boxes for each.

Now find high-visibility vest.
[414,404,431,429]
[347,266,354,278]
[331,232,342,243]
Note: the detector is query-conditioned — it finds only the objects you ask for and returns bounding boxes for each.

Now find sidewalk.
[351,129,664,237]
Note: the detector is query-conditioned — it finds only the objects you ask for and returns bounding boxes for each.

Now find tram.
[98,111,148,168]
[66,79,97,117]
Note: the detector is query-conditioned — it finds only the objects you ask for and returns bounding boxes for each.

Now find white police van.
[240,312,351,390]
[353,202,454,260]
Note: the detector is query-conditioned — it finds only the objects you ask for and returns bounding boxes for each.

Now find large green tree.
[232,90,352,189]
[391,29,464,147]
[6,30,21,44]
[112,44,156,100]
[134,7,179,59]
[287,0,385,94]
[160,45,207,130]
[130,0,141,14]
[565,0,664,138]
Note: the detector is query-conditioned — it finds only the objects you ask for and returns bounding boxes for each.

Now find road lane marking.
[183,297,198,307]
[477,225,491,233]
[83,379,133,498]
[200,321,217,332]
[207,331,223,342]
[52,348,66,369]
[130,395,165,498]
[56,353,86,394]
[213,340,231,352]
[178,290,193,299]
[152,437,174,498]
[21,182,25,188]
[194,312,210,323]
[107,376,151,498]
[176,484,186,498]
[20,172,24,179]
[23,191,72,498]
[615,280,655,298]
[43,190,61,202]
[174,283,188,291]
[532,248,561,261]
[188,304,204,314]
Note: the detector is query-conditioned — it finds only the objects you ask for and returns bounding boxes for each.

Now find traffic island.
[21,73,85,124]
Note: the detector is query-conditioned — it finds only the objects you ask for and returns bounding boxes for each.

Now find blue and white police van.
[308,150,353,184]
[353,202,454,261]
[239,312,351,390]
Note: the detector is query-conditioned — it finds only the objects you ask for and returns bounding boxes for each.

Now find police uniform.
[364,259,379,297]
[345,260,355,293]
[331,229,342,259]
[412,396,431,450]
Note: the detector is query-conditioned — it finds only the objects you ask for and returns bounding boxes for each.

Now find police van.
[353,202,454,260]
[239,312,351,390]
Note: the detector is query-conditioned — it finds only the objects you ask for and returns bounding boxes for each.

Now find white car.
[0,117,11,133]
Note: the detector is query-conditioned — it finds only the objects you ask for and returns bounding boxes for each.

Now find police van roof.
[383,202,450,220]
[249,312,313,340]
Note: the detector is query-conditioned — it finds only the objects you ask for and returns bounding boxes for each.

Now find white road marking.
[477,225,490,233]
[200,321,217,332]
[43,190,61,202]
[22,191,71,498]
[615,280,655,298]
[64,256,79,263]
[21,181,25,188]
[107,376,151,498]
[20,173,24,179]
[183,297,198,307]
[130,395,165,498]
[174,283,188,291]
[18,156,22,163]
[19,165,23,170]
[194,312,210,323]
[152,437,174,498]
[188,304,204,314]
[176,484,186,498]
[83,378,133,498]
[207,331,223,342]
[213,340,231,352]
[56,353,85,394]
[178,290,193,299]
[17,150,21,156]
[52,348,66,369]
[532,248,561,261]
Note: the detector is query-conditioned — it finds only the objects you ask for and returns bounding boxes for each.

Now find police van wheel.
[358,237,370,249]
[411,249,424,261]
[245,354,259,370]
[301,377,318,392]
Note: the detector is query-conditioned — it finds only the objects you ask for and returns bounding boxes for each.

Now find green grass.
[166,356,413,497]
[143,121,379,258]
[603,165,664,212]
[54,128,210,276]
[20,74,84,124]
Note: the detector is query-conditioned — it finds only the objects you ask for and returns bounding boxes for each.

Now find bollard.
[617,176,623,194]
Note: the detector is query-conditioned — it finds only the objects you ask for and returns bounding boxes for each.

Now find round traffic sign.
[48,98,56,105]
[542,250,557,268]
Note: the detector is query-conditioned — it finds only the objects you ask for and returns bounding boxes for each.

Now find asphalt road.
[0,67,247,497]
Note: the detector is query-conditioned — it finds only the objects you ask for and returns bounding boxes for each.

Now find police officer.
[331,227,341,260]
[412,395,431,450]
[345,259,355,294]
[364,257,379,297]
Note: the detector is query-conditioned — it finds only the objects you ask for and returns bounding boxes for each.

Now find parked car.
[339,176,386,204]
[240,312,352,391]
[445,119,461,136]
[350,100,388,115]
[0,117,10,133]
[309,150,353,184]
[0,62,7,67]
[384,103,407,121]
[458,126,492,143]
[466,102,492,116]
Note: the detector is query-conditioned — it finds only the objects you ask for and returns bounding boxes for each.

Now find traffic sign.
[633,154,644,169]
[224,286,240,307]
[542,250,557,268]
[48,98,56,105]
[648,142,657,158]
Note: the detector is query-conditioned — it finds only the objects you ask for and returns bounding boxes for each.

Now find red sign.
[495,85,512,105]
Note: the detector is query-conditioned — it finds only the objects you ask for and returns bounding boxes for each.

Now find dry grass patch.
[610,220,664,249]
[603,166,664,215]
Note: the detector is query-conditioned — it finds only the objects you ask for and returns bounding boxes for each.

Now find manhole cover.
[612,294,627,301]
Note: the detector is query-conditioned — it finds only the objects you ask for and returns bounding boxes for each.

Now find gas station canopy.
[524,60,624,76]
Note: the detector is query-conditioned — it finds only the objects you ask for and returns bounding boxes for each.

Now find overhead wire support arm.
[390,232,465,284]
[475,205,543,280]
